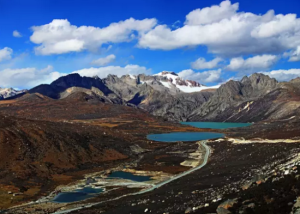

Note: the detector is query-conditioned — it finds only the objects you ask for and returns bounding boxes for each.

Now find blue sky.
[1,0,300,89]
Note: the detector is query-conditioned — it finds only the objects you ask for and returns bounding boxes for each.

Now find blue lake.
[108,171,152,182]
[181,122,251,129]
[147,122,250,142]
[147,132,224,142]
[52,187,104,203]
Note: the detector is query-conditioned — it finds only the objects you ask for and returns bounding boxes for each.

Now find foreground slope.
[0,92,200,209]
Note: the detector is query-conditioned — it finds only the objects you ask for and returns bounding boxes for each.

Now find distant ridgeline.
[2,73,300,123]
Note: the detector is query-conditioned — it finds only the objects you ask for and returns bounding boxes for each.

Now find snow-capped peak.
[155,71,179,83]
[0,87,26,99]
[154,71,219,93]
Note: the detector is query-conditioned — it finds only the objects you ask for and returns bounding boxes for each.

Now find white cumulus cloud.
[286,46,300,62]
[191,57,223,70]
[72,64,151,78]
[185,0,239,25]
[91,54,116,66]
[138,1,300,57]
[0,47,13,62]
[0,65,65,89]
[261,69,300,82]
[30,18,157,55]
[178,69,222,83]
[13,30,22,38]
[251,13,299,38]
[227,55,279,72]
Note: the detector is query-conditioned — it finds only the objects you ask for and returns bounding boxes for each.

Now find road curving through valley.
[53,140,211,214]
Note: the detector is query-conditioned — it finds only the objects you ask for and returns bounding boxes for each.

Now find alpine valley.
[0,71,300,214]
[3,0,300,213]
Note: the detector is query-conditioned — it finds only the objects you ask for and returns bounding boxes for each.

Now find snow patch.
[160,81,171,89]
[129,74,136,79]
[155,71,220,93]
[155,71,178,83]
[176,85,219,93]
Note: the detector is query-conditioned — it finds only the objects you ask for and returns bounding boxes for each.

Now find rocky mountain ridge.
[3,72,300,123]
[189,74,300,122]
[25,72,216,121]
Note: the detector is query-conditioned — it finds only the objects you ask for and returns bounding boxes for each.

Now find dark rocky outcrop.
[29,73,120,102]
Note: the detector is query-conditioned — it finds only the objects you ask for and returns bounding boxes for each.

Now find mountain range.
[1,72,300,123]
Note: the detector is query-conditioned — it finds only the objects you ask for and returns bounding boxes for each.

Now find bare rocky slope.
[6,72,300,123]
[189,74,300,122]
[26,72,215,121]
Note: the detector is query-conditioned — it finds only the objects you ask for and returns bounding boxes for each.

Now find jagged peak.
[160,71,178,76]
[249,73,278,82]
[106,74,118,78]
[241,76,250,83]
[105,74,119,80]
[240,73,278,86]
